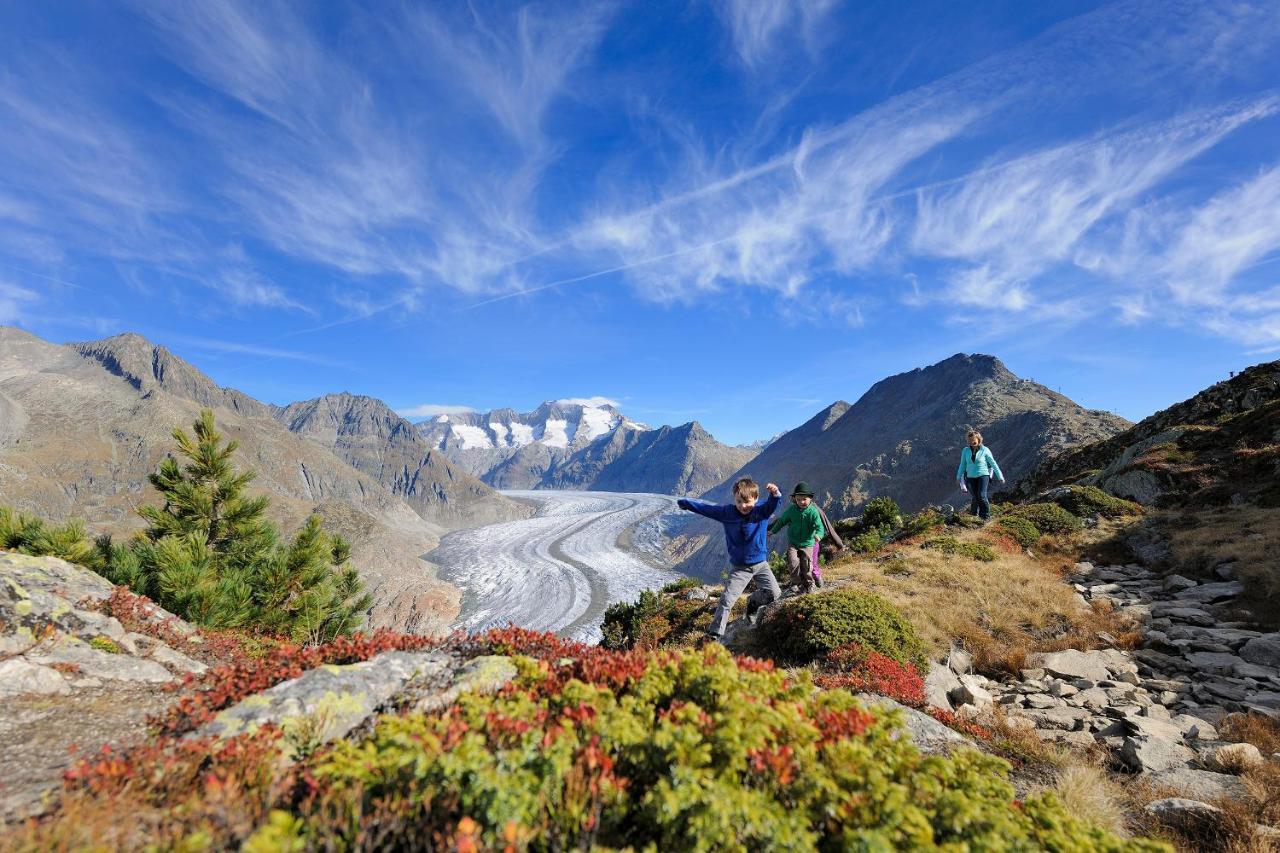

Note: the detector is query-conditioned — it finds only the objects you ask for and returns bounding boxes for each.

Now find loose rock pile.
[928,559,1280,810]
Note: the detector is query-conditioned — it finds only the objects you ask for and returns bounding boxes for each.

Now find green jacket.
[768,503,826,548]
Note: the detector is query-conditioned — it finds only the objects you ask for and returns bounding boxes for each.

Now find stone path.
[927,559,1280,807]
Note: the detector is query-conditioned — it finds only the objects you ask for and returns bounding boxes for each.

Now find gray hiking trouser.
[786,544,817,592]
[708,561,781,638]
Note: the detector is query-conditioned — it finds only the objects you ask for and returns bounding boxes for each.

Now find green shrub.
[659,577,700,594]
[898,507,945,539]
[0,507,98,567]
[89,636,120,654]
[922,536,997,562]
[996,515,1041,548]
[1048,485,1144,518]
[862,496,902,530]
[758,588,928,669]
[284,646,1159,852]
[1007,502,1084,536]
[601,586,714,651]
[767,549,789,585]
[847,526,891,554]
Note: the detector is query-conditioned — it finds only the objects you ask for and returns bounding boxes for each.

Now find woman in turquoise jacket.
[956,430,1003,521]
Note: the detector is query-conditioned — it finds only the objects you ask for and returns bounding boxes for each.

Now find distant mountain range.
[0,327,1141,631]
[0,329,526,635]
[417,402,754,496]
[672,353,1132,577]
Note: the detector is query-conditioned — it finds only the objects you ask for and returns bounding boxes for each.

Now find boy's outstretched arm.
[676,498,733,522]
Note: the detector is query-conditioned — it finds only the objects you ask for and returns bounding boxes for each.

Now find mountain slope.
[1013,358,1280,507]
[707,354,1130,516]
[0,327,462,634]
[542,421,757,496]
[275,393,523,526]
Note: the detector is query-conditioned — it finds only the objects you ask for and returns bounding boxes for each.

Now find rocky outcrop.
[1014,358,1280,507]
[0,553,205,696]
[708,354,1129,517]
[198,650,516,756]
[919,557,1279,792]
[676,355,1128,575]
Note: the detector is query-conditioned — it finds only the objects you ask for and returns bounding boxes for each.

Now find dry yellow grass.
[1160,505,1280,627]
[1041,764,1131,838]
[821,524,1133,674]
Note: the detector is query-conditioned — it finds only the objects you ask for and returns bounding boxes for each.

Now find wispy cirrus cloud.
[0,281,39,325]
[713,0,837,68]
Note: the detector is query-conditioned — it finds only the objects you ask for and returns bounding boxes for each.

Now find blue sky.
[2,1,1279,446]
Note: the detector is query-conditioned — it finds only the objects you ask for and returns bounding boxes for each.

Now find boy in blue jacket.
[677,477,782,643]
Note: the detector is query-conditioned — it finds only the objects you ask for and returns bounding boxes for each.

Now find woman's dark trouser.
[966,475,991,519]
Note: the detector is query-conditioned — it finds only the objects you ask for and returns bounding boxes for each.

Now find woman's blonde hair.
[967,430,983,444]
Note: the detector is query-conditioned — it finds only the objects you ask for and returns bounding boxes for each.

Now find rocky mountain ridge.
[673,354,1130,577]
[418,400,754,496]
[710,354,1128,515]
[274,392,522,527]
[1012,358,1280,508]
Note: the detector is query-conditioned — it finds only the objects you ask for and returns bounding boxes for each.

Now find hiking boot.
[695,633,720,650]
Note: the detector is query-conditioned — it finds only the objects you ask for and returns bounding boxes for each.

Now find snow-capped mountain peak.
[416,400,643,458]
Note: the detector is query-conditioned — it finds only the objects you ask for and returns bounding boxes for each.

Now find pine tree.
[101,409,371,641]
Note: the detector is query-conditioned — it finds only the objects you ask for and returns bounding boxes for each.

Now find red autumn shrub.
[814,642,927,708]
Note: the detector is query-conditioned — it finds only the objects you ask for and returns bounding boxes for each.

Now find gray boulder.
[1031,649,1112,682]
[0,658,70,697]
[1144,798,1222,827]
[1240,634,1280,669]
[1122,736,1196,772]
[1200,742,1264,774]
[1147,768,1247,801]
[855,694,975,754]
[924,663,960,711]
[1175,581,1244,604]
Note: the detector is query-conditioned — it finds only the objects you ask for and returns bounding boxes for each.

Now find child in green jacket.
[768,482,826,594]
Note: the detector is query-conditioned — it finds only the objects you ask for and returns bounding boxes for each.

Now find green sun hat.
[791,482,815,498]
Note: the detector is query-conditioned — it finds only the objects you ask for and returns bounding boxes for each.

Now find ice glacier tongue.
[430,491,685,643]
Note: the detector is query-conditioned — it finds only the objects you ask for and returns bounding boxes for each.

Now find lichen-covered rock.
[1240,634,1280,669]
[853,694,975,754]
[196,651,518,758]
[25,636,173,684]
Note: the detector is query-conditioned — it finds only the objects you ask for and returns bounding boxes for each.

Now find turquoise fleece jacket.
[957,445,1003,480]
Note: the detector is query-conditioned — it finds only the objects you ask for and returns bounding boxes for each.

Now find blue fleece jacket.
[957,445,1004,480]
[676,492,780,566]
